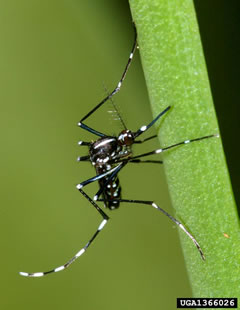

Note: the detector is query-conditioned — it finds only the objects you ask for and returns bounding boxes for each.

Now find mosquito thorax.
[89,137,119,166]
[117,130,134,146]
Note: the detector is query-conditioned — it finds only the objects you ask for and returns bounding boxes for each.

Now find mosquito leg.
[97,197,205,260]
[77,155,90,162]
[134,135,158,144]
[93,161,127,201]
[19,190,109,277]
[78,24,138,137]
[77,123,107,138]
[76,163,123,190]
[78,141,91,146]
[19,166,123,277]
[129,134,219,161]
[128,159,163,164]
[134,106,171,139]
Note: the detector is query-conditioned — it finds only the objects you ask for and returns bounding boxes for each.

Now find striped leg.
[133,106,171,139]
[78,140,91,146]
[19,190,109,277]
[129,134,219,161]
[93,161,127,201]
[98,198,205,260]
[78,23,138,137]
[76,163,123,190]
[77,155,90,162]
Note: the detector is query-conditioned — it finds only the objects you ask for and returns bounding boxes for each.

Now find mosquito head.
[118,130,134,146]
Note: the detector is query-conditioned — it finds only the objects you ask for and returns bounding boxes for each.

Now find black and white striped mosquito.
[20,24,218,277]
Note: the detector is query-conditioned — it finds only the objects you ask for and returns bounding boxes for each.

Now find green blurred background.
[0,1,239,309]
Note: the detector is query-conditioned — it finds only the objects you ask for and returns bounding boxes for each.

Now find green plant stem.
[129,0,240,297]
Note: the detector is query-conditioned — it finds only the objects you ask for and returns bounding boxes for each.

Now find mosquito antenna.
[103,83,127,130]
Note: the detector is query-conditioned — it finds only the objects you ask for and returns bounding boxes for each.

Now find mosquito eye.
[118,130,134,146]
[125,134,134,145]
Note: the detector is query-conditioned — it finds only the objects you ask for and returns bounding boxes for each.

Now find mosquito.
[20,24,218,277]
